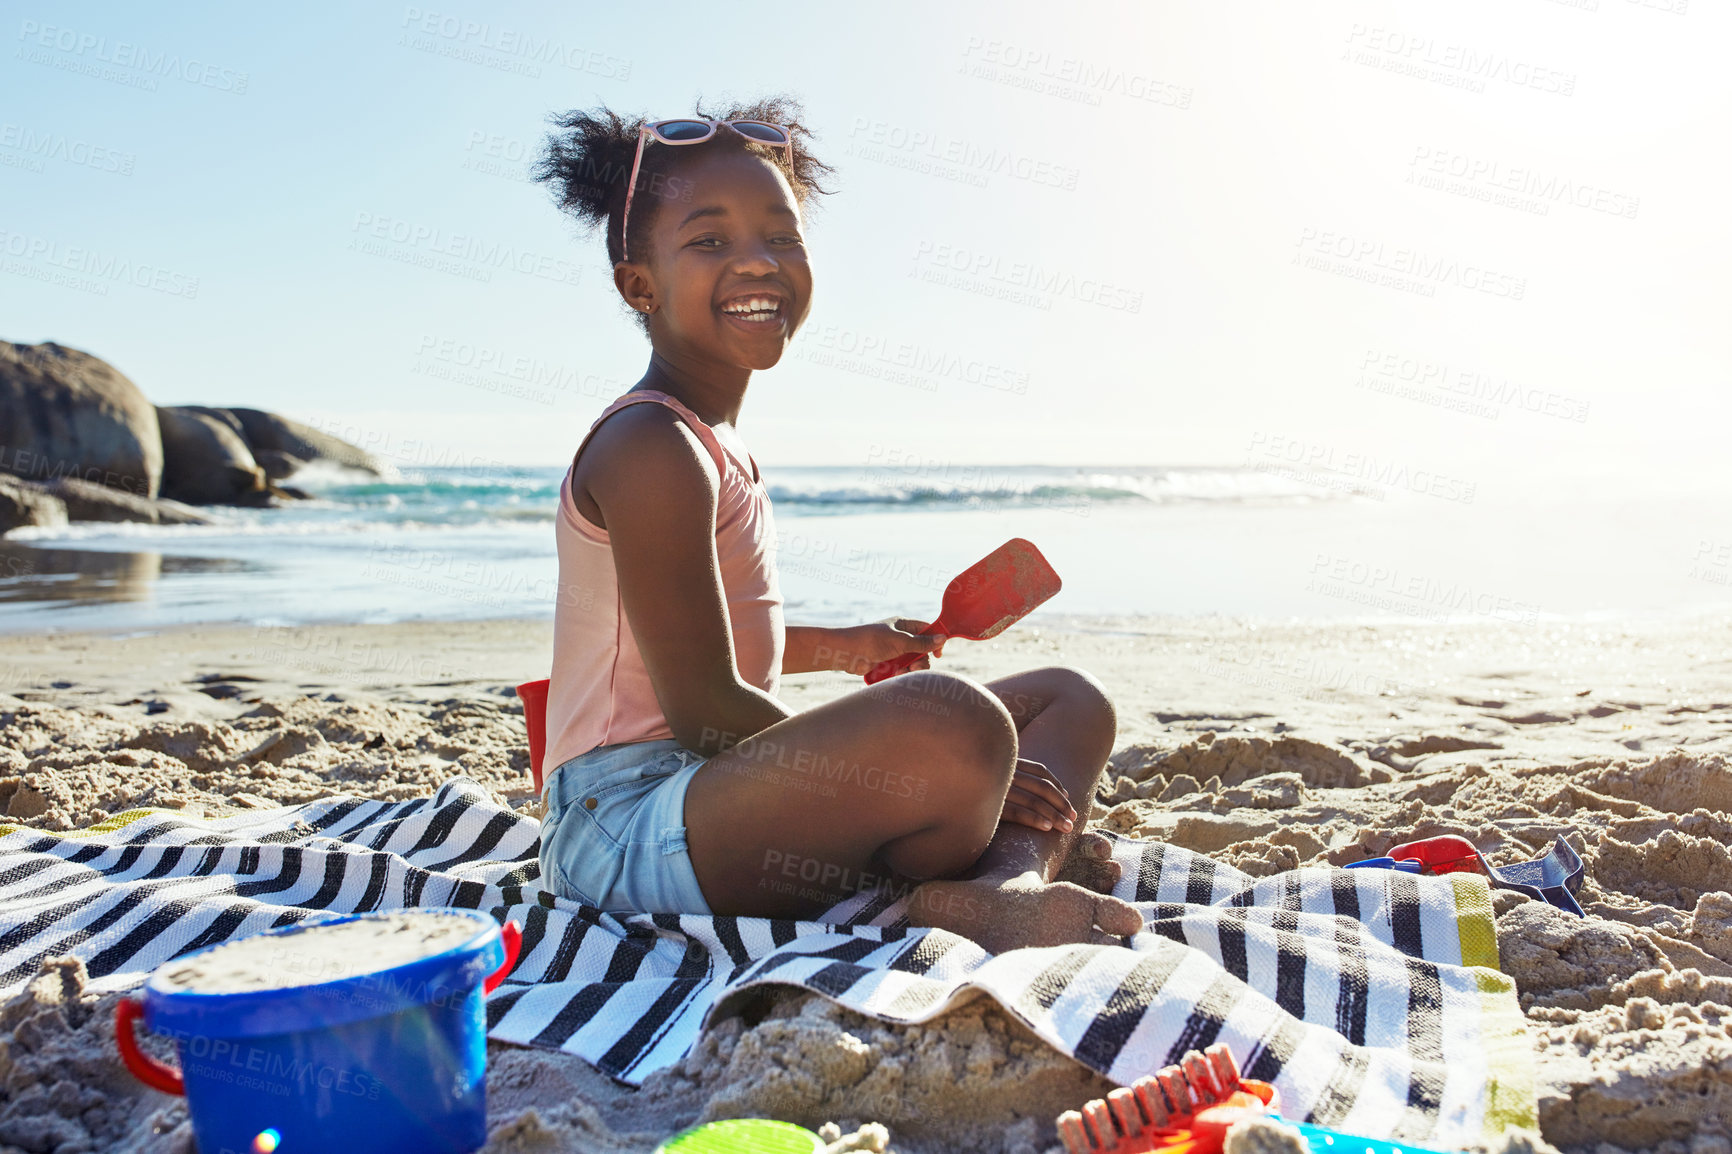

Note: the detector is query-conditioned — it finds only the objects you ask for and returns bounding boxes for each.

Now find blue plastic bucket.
[116,910,520,1154]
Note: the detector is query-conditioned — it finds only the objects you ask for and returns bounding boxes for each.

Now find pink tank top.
[543,390,783,773]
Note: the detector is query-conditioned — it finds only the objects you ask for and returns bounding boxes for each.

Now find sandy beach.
[3,611,1731,1152]
[6,0,1726,1148]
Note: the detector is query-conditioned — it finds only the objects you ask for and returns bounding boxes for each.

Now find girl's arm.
[581,405,789,755]
[782,622,946,677]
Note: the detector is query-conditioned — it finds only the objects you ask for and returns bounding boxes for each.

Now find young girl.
[531,97,1141,952]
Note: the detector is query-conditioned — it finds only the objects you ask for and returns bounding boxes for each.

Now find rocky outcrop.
[0,341,162,499]
[252,449,304,481]
[155,406,266,504]
[0,475,69,534]
[184,406,386,479]
[39,476,210,525]
[0,474,207,533]
[1,340,384,520]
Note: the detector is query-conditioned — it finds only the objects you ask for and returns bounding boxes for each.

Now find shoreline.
[6,473,1730,636]
[5,609,1730,750]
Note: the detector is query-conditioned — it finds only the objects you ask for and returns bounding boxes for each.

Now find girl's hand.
[1000,758,1077,833]
[834,618,947,674]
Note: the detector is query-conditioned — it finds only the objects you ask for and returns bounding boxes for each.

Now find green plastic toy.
[653,1118,825,1154]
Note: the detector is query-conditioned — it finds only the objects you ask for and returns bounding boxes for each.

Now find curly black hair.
[534,95,834,283]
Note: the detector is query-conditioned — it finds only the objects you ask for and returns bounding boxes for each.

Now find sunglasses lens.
[731,121,790,145]
[656,120,713,142]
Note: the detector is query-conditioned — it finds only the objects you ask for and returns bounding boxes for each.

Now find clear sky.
[3,0,1728,498]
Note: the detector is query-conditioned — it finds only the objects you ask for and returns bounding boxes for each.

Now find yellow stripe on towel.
[1450,872,1538,1135]
[1475,966,1538,1134]
[1449,872,1500,970]
[0,807,174,841]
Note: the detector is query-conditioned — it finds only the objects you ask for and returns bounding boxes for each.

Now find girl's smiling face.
[615,146,813,374]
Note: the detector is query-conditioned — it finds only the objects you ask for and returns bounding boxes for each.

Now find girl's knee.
[885,670,1016,775]
[1021,665,1115,730]
[1060,665,1116,725]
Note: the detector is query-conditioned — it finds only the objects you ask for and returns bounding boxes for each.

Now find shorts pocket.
[540,742,693,907]
[540,792,623,907]
[634,747,692,781]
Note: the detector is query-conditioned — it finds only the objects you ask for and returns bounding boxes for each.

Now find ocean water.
[1,463,1726,633]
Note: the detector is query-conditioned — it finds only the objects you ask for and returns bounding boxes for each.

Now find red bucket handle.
[115,995,184,1096]
[485,919,522,994]
[517,679,550,793]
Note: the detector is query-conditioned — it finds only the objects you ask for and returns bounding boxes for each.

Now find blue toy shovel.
[1486,836,1585,917]
[1341,857,1421,874]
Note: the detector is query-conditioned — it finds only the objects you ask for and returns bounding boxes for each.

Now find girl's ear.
[613,262,656,315]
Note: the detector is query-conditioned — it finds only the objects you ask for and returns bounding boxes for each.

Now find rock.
[156,406,266,504]
[0,476,68,534]
[39,476,210,525]
[1,472,206,529]
[164,406,384,497]
[184,406,384,476]
[0,340,163,498]
[252,448,309,480]
[233,408,385,474]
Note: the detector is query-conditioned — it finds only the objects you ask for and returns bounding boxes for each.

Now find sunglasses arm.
[620,126,652,265]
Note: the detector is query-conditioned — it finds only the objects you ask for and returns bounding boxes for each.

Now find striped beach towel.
[0,778,1533,1147]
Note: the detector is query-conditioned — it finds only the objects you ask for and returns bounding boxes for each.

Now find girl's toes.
[1094,894,1144,938]
[1077,831,1114,860]
[1056,830,1122,894]
[1057,837,1123,896]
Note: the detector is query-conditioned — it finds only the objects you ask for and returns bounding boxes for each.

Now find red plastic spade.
[864,538,1062,685]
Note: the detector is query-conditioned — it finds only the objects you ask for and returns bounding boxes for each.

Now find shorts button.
[584,797,597,810]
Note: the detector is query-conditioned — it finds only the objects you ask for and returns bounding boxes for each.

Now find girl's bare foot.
[1055,830,1123,896]
[907,870,1144,953]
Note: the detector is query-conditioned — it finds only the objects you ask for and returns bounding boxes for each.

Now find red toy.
[1056,1043,1280,1154]
[519,678,550,792]
[864,538,1062,685]
[1386,835,1489,876]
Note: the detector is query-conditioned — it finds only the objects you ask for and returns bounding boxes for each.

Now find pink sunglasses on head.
[620,117,794,263]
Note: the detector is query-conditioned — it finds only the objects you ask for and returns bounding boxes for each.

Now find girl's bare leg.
[681,668,1141,952]
[985,665,1121,886]
[904,666,1139,948]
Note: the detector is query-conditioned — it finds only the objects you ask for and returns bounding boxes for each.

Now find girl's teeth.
[722,298,780,317]
[724,309,779,322]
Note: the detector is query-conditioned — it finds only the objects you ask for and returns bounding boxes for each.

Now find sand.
[3,612,1732,1153]
[154,911,486,995]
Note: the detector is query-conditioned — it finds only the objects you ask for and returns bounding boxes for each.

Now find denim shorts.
[538,738,712,916]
